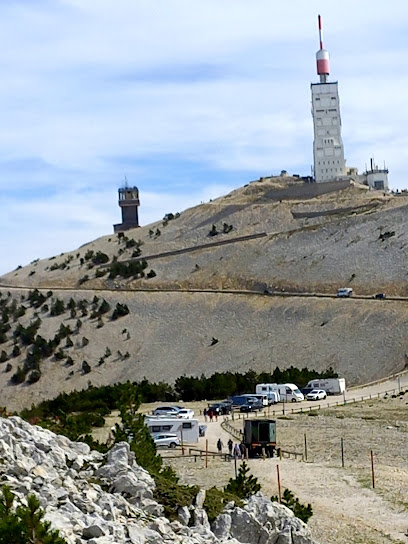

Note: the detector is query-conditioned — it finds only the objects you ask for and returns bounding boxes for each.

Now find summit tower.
[311,15,347,183]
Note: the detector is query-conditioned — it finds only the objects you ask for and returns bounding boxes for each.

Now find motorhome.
[256,383,303,403]
[255,384,280,404]
[145,416,200,443]
[303,378,346,396]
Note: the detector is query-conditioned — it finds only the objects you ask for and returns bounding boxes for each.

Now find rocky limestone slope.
[0,416,317,544]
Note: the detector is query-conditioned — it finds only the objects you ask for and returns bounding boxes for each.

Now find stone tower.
[113,185,140,233]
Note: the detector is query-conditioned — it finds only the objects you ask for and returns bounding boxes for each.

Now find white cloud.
[0,0,408,273]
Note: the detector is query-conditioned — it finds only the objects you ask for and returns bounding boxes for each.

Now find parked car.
[306,389,327,401]
[153,406,181,417]
[177,409,194,419]
[240,402,263,412]
[208,402,232,415]
[153,434,180,448]
[374,293,386,299]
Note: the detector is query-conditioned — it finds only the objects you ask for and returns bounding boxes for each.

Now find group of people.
[217,438,247,458]
[203,408,219,422]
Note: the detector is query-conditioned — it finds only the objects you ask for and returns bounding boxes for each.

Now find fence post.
[371,450,375,488]
[341,437,344,468]
[205,439,208,469]
[181,426,185,455]
[277,465,282,503]
[304,433,308,462]
[343,390,346,405]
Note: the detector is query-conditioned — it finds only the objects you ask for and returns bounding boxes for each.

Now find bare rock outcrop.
[0,416,318,544]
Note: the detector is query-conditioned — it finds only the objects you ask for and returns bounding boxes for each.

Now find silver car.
[153,406,181,417]
[153,434,180,448]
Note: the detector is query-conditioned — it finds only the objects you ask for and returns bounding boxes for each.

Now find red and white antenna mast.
[316,15,330,83]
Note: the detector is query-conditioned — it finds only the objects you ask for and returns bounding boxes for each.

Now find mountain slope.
[1,175,408,410]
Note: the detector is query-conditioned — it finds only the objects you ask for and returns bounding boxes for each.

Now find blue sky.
[1,0,408,275]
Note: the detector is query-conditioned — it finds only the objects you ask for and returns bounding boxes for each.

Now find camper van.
[303,378,346,396]
[145,416,200,443]
[256,383,303,403]
[255,384,280,404]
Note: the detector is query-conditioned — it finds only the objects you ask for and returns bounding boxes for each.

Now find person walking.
[203,408,208,422]
[217,438,223,453]
[239,442,247,459]
[227,438,233,456]
[208,409,214,422]
[234,443,241,459]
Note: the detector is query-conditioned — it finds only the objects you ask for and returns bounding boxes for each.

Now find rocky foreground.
[0,416,317,544]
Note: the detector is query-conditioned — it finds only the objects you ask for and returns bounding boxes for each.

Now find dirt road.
[160,392,408,544]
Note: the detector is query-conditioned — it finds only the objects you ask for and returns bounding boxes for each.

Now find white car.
[153,434,180,448]
[177,409,194,419]
[306,389,327,401]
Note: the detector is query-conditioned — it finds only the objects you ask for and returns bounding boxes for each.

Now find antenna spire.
[316,15,330,83]
[318,15,324,50]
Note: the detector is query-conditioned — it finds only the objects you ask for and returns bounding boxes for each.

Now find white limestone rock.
[0,416,318,544]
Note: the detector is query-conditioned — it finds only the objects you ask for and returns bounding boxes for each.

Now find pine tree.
[224,461,261,499]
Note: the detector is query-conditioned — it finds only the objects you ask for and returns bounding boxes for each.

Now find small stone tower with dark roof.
[113,184,140,233]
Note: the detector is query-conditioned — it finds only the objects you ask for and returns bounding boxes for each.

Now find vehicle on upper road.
[153,434,180,448]
[177,409,194,419]
[153,406,181,417]
[306,389,327,401]
[337,287,353,298]
[374,293,386,299]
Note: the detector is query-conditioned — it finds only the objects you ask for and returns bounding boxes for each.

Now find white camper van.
[304,378,346,396]
[145,416,200,443]
[255,384,280,404]
[256,383,303,403]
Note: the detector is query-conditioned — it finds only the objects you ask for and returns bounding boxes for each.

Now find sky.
[1,0,408,275]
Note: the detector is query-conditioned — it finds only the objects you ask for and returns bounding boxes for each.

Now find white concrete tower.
[311,15,347,182]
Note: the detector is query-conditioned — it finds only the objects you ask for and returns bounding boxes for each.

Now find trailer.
[145,416,200,443]
[243,419,277,458]
[304,378,346,395]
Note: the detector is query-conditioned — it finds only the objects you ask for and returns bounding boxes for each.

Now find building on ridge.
[113,182,140,233]
[311,15,348,183]
[310,16,389,192]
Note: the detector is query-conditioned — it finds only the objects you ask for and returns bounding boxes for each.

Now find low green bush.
[0,485,67,544]
[271,489,313,523]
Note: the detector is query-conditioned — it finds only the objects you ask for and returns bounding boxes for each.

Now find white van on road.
[337,288,353,298]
